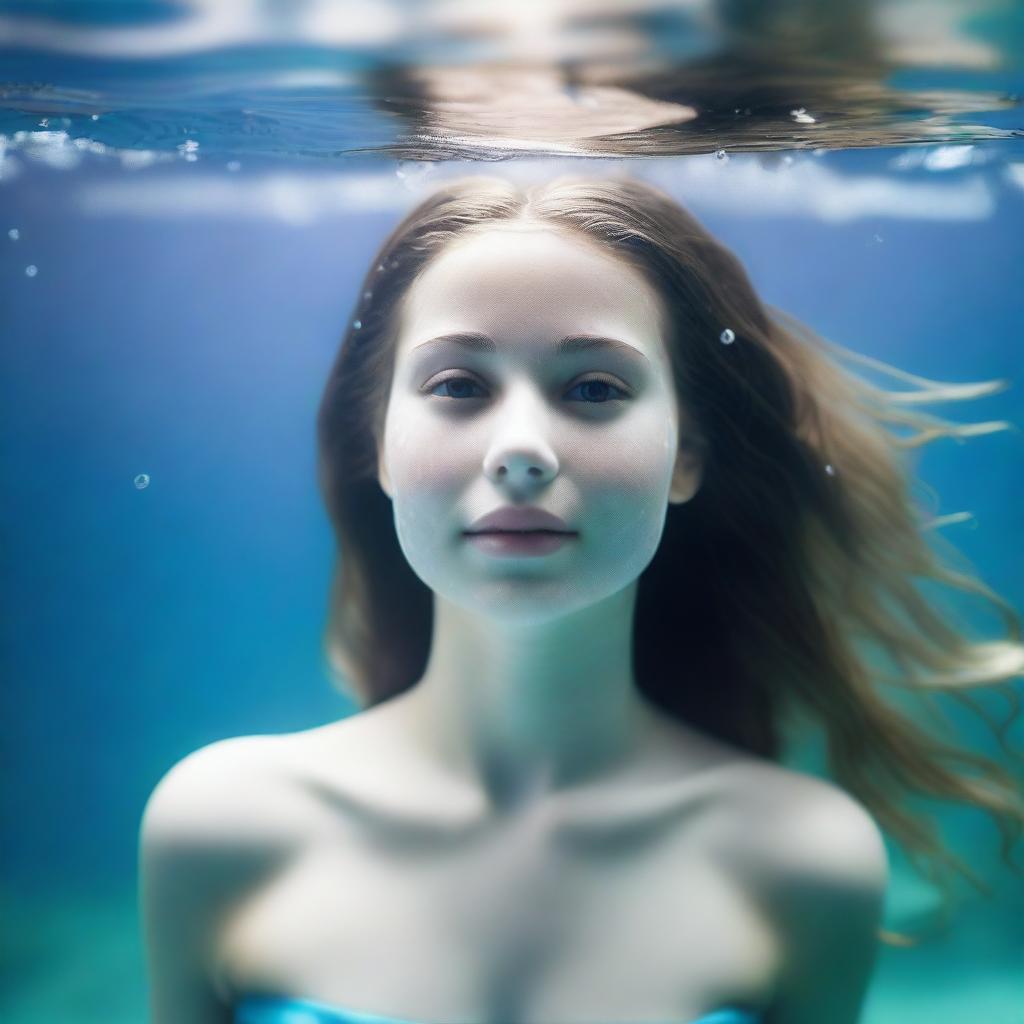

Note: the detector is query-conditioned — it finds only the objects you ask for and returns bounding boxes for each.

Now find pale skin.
[139,225,889,1024]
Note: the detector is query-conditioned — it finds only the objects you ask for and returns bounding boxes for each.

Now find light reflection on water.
[0,0,1021,165]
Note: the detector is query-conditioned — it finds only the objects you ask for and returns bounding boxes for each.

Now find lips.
[464,506,574,534]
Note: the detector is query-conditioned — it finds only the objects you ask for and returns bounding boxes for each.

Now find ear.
[668,436,703,505]
[377,448,392,499]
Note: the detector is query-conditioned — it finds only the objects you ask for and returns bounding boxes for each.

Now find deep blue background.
[2,145,1022,1022]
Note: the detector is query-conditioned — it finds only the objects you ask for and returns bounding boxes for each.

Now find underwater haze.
[1,2,1023,1023]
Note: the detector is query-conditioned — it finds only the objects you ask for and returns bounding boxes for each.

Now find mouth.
[465,529,575,535]
[462,529,577,557]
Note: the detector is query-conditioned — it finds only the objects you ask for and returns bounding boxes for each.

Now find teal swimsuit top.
[234,995,761,1024]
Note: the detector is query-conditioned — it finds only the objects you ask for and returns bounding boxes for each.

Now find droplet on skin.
[720,328,735,345]
[134,473,150,490]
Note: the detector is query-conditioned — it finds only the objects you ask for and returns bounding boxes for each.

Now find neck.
[384,582,669,812]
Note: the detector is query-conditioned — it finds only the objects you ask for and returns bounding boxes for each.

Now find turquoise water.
[2,2,1023,1023]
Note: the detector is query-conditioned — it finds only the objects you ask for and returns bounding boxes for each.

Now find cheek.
[572,410,678,560]
[383,402,467,493]
[575,406,677,496]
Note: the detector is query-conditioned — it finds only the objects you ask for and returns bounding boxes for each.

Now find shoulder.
[720,759,888,889]
[140,733,296,850]
[139,733,309,940]
[749,765,884,876]
[722,763,889,1022]
[139,735,301,1016]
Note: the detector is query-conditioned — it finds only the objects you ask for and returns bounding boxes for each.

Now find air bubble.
[25,264,37,277]
[396,160,435,190]
[353,319,363,330]
[715,149,728,161]
[363,290,373,301]
[226,160,241,172]
[824,464,836,476]
[790,108,816,124]
[134,473,150,490]
[90,114,99,121]
[719,328,735,345]
[8,228,19,240]
[177,139,199,162]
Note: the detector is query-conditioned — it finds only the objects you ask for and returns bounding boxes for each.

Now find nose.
[484,448,557,488]
[481,390,559,489]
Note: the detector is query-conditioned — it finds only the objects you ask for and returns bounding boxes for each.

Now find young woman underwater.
[140,175,1024,1024]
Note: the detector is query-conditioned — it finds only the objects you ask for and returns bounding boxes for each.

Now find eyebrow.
[410,331,650,362]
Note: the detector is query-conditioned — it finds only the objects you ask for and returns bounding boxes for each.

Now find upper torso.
[201,697,839,1023]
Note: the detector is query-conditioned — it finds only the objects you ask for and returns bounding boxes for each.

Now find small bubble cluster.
[719,328,735,345]
[790,108,816,124]
[134,473,150,490]
[396,160,435,190]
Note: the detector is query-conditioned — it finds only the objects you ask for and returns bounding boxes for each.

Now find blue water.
[2,3,1023,1023]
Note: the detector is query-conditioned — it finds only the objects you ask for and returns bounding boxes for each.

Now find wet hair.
[316,174,1023,945]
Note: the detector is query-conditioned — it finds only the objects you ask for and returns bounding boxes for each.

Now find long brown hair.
[316,174,1024,946]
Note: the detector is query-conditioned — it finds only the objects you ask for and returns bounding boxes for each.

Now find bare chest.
[216,761,782,1022]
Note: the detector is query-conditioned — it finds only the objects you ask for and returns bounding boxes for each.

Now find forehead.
[395,223,667,356]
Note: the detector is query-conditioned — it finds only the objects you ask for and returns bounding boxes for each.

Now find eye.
[423,373,631,404]
[426,375,487,400]
[565,378,630,403]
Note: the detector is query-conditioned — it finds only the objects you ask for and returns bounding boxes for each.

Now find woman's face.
[377,222,701,622]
